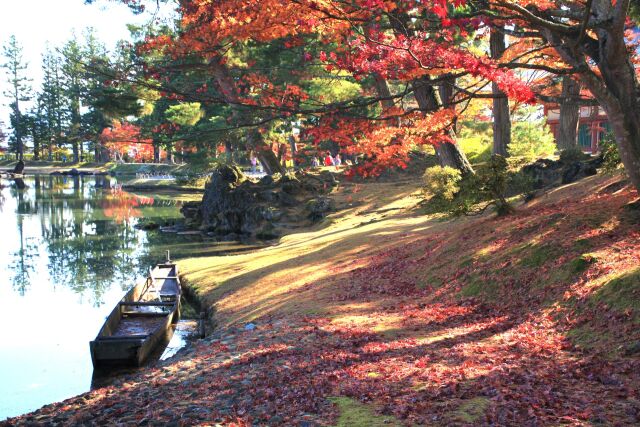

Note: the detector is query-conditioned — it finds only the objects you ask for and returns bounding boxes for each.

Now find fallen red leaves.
[5,178,640,426]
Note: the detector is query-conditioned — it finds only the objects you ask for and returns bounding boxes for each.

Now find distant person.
[334,153,342,167]
[311,156,320,167]
[250,152,258,173]
[324,152,333,167]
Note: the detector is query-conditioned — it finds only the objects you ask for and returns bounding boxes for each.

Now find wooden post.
[199,311,206,339]
[166,250,171,263]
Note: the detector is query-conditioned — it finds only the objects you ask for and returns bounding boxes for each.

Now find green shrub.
[508,121,557,161]
[458,135,492,164]
[599,132,622,174]
[422,166,462,202]
[427,155,515,217]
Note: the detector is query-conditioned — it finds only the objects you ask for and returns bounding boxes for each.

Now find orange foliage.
[100,121,154,162]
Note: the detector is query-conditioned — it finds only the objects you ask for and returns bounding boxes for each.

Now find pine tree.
[40,47,67,160]
[2,35,32,161]
[61,37,85,163]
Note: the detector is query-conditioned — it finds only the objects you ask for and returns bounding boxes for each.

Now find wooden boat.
[90,259,181,368]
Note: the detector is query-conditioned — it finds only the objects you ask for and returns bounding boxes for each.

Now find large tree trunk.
[490,28,511,157]
[373,74,394,110]
[412,76,474,175]
[209,57,284,175]
[32,130,40,161]
[557,76,581,150]
[540,20,640,190]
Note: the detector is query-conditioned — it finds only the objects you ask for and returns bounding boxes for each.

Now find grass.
[518,242,561,268]
[593,268,640,312]
[451,397,491,423]
[329,397,401,427]
[109,162,212,176]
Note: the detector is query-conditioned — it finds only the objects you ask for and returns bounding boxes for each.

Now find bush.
[508,121,557,161]
[423,156,519,217]
[458,135,492,164]
[422,166,462,202]
[599,132,622,174]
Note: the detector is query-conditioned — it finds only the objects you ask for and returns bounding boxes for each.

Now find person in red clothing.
[324,152,333,166]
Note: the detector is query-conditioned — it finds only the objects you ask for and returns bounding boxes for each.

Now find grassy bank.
[0,160,110,174]
[7,173,640,426]
[109,162,211,176]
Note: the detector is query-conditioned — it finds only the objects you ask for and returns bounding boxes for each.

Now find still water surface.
[0,175,230,420]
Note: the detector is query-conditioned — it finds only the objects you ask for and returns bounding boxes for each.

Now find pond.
[0,175,244,420]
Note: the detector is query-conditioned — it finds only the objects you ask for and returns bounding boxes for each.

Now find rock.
[282,180,302,194]
[307,197,334,222]
[318,170,338,187]
[561,161,597,184]
[180,201,201,222]
[522,158,563,189]
[256,223,280,240]
[522,157,600,188]
[277,191,298,207]
[220,232,240,241]
[50,171,62,176]
[263,207,283,222]
[259,175,274,185]
[136,221,159,231]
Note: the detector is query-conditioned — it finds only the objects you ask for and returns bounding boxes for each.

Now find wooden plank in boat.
[97,334,149,340]
[122,311,172,317]
[119,301,175,307]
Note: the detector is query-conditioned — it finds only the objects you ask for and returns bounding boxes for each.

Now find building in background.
[544,105,610,153]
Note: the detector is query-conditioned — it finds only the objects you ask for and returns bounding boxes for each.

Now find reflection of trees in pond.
[3,175,186,305]
[36,177,149,305]
[9,180,38,295]
[102,187,154,223]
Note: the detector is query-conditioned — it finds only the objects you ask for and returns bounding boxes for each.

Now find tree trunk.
[224,140,234,163]
[373,74,394,110]
[537,16,640,190]
[209,57,284,175]
[153,141,160,163]
[32,130,40,161]
[288,135,298,168]
[557,76,581,150]
[166,144,175,164]
[246,129,282,174]
[490,28,511,157]
[412,76,474,174]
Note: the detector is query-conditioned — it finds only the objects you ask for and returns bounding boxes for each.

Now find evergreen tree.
[61,36,85,162]
[2,35,32,161]
[40,48,67,160]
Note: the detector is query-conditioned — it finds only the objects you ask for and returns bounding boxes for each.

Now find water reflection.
[0,175,198,420]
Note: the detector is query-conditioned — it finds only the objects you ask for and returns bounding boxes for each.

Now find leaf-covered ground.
[5,174,640,426]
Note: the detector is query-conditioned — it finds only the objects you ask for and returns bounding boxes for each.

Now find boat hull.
[90,263,181,368]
